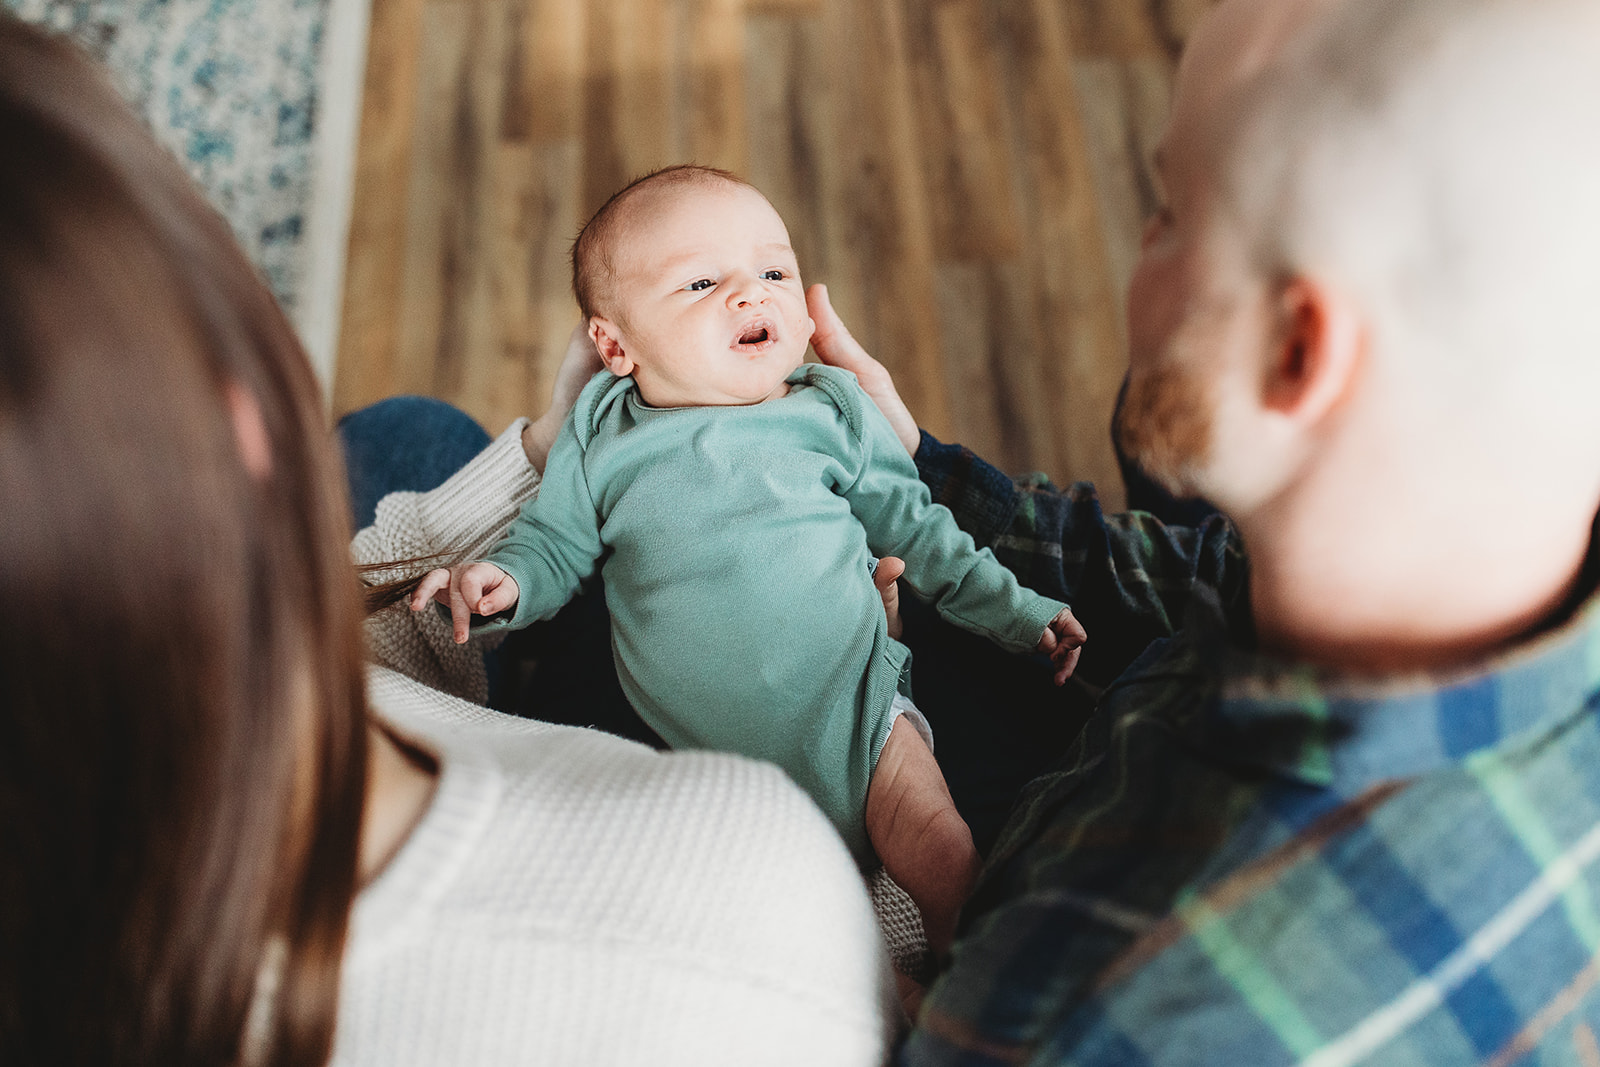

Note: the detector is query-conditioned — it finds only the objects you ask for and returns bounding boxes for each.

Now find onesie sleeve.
[838,384,1067,655]
[472,411,606,633]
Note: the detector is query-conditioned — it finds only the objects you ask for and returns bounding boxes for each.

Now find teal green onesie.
[476,363,1068,862]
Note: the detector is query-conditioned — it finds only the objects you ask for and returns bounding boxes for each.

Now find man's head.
[571,165,814,408]
[1119,0,1600,522]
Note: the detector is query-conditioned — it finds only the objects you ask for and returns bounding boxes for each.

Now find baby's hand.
[410,562,521,645]
[1037,607,1087,686]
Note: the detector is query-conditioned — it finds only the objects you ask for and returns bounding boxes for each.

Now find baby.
[412,165,1084,952]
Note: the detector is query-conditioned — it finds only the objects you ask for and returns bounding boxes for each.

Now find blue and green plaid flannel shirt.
[904,431,1600,1066]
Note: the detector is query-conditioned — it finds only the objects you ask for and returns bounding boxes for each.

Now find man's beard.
[1115,357,1215,499]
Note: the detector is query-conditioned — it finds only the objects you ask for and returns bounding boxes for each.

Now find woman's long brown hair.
[0,17,367,1066]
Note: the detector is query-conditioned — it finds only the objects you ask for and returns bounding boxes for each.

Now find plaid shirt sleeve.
[913,430,1251,684]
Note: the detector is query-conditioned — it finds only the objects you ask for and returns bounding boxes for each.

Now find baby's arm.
[837,376,1083,674]
[415,386,608,641]
[410,561,522,644]
[476,407,607,629]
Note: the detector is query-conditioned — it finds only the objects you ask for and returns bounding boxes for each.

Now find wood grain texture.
[333,0,424,407]
[336,0,1223,508]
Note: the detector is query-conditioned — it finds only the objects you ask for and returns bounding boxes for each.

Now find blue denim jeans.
[338,395,492,532]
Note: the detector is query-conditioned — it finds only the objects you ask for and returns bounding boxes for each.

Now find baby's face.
[593,181,814,407]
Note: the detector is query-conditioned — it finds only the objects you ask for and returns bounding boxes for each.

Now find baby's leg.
[865,715,981,956]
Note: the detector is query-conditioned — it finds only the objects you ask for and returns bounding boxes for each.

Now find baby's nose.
[726,274,767,307]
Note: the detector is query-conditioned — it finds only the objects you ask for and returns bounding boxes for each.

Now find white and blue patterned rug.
[4,0,369,393]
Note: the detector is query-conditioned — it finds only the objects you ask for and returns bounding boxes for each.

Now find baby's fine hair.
[570,163,758,321]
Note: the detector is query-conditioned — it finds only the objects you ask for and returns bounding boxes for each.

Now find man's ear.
[589,317,634,377]
[1263,276,1364,425]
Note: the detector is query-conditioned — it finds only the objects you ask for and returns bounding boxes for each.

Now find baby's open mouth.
[733,318,777,350]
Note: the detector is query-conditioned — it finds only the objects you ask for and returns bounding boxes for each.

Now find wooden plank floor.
[335,0,1219,509]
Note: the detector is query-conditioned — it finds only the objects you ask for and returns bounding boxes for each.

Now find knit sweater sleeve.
[351,419,542,703]
[829,373,1068,655]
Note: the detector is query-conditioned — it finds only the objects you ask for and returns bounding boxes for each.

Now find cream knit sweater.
[342,421,896,1064]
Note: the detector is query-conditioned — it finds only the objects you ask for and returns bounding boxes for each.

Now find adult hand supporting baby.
[807,284,920,457]
[522,321,604,471]
[874,556,906,640]
[1037,607,1088,687]
[410,562,522,644]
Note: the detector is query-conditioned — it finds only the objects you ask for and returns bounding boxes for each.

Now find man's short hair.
[570,164,757,322]
[1216,0,1600,396]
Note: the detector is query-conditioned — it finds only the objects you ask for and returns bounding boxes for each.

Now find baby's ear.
[589,317,634,377]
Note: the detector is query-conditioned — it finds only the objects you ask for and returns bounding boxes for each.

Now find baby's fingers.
[474,577,520,618]
[873,556,905,640]
[1053,607,1087,646]
[1051,642,1082,686]
[410,568,452,612]
[451,566,519,643]
[1040,607,1087,686]
[447,576,475,645]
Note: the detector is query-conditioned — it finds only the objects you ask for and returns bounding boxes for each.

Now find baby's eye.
[759,269,786,282]
[687,279,714,292]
